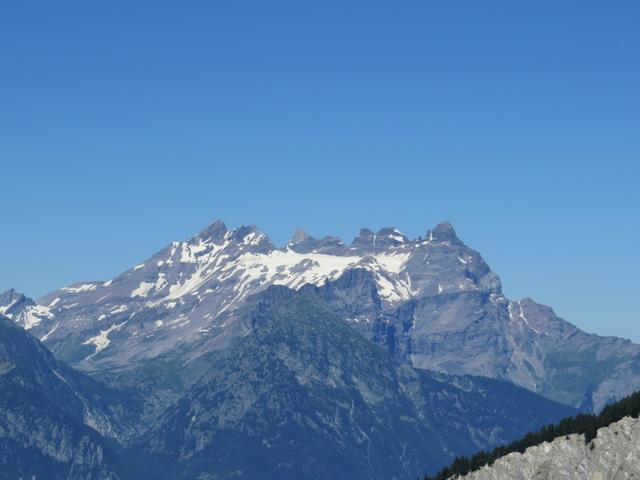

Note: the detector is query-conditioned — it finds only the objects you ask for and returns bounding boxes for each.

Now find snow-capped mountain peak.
[7,218,638,415]
[3,220,491,364]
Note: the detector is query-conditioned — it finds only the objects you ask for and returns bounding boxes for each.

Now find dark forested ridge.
[424,389,640,480]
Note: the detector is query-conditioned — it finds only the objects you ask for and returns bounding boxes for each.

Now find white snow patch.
[117,236,425,318]
[373,251,411,274]
[83,322,127,355]
[508,301,541,334]
[0,299,17,316]
[242,231,266,246]
[224,250,361,300]
[154,273,167,292]
[95,293,112,303]
[109,305,128,314]
[179,240,212,263]
[61,283,97,294]
[19,305,54,330]
[131,282,155,298]
[40,322,60,342]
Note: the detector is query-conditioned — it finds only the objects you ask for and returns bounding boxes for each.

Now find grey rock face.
[0,315,136,480]
[0,288,35,316]
[137,287,575,480]
[351,227,409,251]
[1,220,638,411]
[288,231,347,255]
[0,291,576,480]
[455,416,640,480]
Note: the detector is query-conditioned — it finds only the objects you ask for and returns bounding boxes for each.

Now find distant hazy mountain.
[3,219,639,411]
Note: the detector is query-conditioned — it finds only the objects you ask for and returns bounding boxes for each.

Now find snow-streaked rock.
[0,221,494,368]
[2,219,640,411]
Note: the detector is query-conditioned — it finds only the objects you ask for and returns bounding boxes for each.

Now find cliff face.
[456,416,640,480]
[134,288,576,480]
[0,316,134,480]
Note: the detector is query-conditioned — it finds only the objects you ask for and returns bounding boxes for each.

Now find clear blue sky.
[1,1,638,340]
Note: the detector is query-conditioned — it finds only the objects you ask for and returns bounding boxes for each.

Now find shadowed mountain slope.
[134,287,576,480]
[0,315,141,480]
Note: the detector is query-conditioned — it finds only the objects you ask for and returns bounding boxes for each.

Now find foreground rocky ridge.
[2,220,638,411]
[454,416,640,480]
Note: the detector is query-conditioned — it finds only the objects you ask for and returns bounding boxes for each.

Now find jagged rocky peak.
[376,227,409,246]
[228,224,275,253]
[194,219,228,243]
[290,227,310,244]
[229,224,265,243]
[287,227,346,254]
[352,227,376,248]
[351,226,408,250]
[426,221,460,243]
[192,220,273,252]
[0,288,33,306]
[0,289,35,317]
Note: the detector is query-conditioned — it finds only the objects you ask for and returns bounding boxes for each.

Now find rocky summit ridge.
[2,219,640,411]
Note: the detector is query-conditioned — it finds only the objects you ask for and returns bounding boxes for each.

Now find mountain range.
[0,289,573,479]
[3,220,639,411]
[2,219,639,478]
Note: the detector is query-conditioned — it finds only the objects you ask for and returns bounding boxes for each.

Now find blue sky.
[1,1,638,340]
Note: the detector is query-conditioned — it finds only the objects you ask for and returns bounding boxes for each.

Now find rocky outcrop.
[455,416,640,480]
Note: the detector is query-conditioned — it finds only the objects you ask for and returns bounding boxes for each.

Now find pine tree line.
[424,389,640,480]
